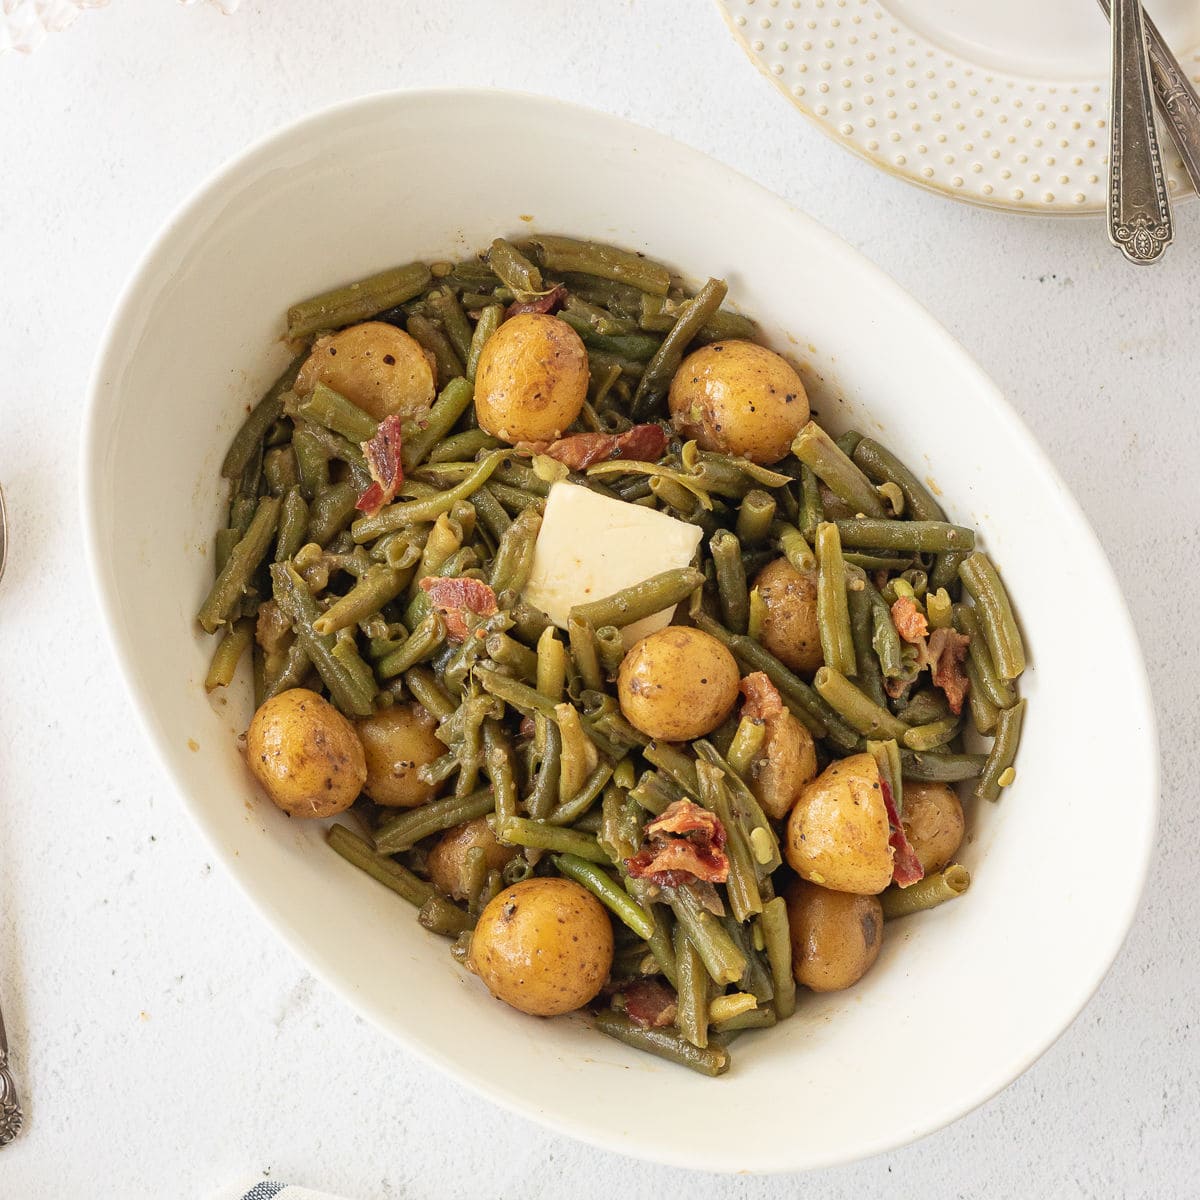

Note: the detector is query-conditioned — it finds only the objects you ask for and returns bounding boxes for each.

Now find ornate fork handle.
[0,1000,23,1145]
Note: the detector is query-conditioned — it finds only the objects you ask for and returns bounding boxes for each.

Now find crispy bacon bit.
[355,414,405,517]
[419,576,499,642]
[504,283,567,319]
[891,596,928,644]
[928,627,971,715]
[626,799,729,886]
[621,978,678,1029]
[881,777,924,888]
[539,423,670,471]
[739,671,786,722]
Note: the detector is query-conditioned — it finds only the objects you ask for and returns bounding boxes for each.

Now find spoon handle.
[1098,0,1200,196]
[1107,0,1173,263]
[0,996,21,1146]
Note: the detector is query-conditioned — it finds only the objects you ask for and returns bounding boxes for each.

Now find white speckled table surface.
[1,2,1197,1196]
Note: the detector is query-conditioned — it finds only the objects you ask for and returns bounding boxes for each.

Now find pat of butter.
[522,482,704,648]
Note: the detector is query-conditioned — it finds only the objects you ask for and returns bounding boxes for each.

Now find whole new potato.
[427,817,518,900]
[296,321,435,422]
[469,878,614,1016]
[785,752,894,894]
[749,709,819,820]
[900,781,965,874]
[617,626,740,741]
[357,702,444,808]
[474,313,588,443]
[668,340,809,465]
[754,557,822,675]
[246,687,366,818]
[785,878,883,992]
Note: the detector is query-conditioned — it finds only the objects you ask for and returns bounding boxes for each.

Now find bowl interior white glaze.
[82,91,1157,1173]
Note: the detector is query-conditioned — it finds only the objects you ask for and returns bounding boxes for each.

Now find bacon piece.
[355,414,405,517]
[739,671,786,722]
[418,576,499,643]
[540,423,669,471]
[928,626,971,715]
[504,283,567,319]
[881,777,924,888]
[891,596,928,644]
[625,799,729,886]
[621,978,678,1029]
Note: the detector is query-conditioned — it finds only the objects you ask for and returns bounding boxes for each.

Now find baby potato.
[246,687,366,818]
[668,340,809,465]
[469,878,614,1017]
[617,626,740,741]
[750,709,819,820]
[357,702,444,808]
[754,557,822,675]
[474,313,588,443]
[427,817,518,900]
[785,878,883,992]
[901,781,965,875]
[785,752,893,894]
[295,321,435,422]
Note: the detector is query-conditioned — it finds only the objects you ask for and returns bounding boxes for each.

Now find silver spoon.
[0,991,21,1145]
[0,483,7,587]
[1106,0,1174,263]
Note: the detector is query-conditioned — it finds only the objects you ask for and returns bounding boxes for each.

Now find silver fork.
[0,989,21,1145]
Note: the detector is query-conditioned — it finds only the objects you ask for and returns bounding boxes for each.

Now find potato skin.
[785,752,893,894]
[754,557,822,675]
[470,878,614,1016]
[750,709,819,820]
[617,626,740,741]
[900,782,965,874]
[296,321,435,422]
[427,818,518,900]
[668,340,809,465]
[246,687,366,818]
[785,878,883,992]
[357,703,444,808]
[474,313,588,443]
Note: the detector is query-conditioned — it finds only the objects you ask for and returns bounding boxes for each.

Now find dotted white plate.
[717,0,1200,214]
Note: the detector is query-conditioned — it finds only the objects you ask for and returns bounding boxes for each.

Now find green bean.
[594,625,626,679]
[844,552,914,572]
[428,428,502,464]
[407,313,464,385]
[291,427,330,499]
[881,864,971,920]
[975,697,1025,801]
[274,487,310,563]
[903,715,961,751]
[814,666,909,740]
[953,603,1017,709]
[667,883,746,986]
[482,631,537,683]
[287,262,432,338]
[759,896,797,1020]
[264,638,311,700]
[197,496,281,633]
[465,487,510,548]
[214,526,241,577]
[709,530,749,635]
[401,377,476,472]
[900,750,988,782]
[847,583,888,707]
[221,355,305,480]
[418,893,475,938]
[480,481,544,516]
[734,490,776,546]
[795,463,822,540]
[770,520,816,575]
[632,277,728,418]
[528,234,671,296]
[930,548,970,594]
[594,1011,729,1076]
[311,566,406,636]
[697,762,761,922]
[558,313,662,362]
[964,655,999,736]
[474,664,558,719]
[958,553,1025,681]
[460,846,489,916]
[814,522,856,677]
[564,294,637,336]
[375,612,447,679]
[533,626,567,702]
[465,304,502,382]
[569,566,705,630]
[926,586,953,630]
[550,853,654,939]
[526,717,562,820]
[598,785,641,864]
[870,592,904,680]
[498,818,610,862]
[203,618,253,691]
[486,237,543,298]
[673,925,710,1049]
[695,307,758,343]
[352,451,506,541]
[628,770,681,817]
[296,382,378,443]
[326,824,435,906]
[834,519,975,553]
[834,429,863,458]
[725,717,766,779]
[713,1007,777,1036]
[404,666,456,720]
[489,506,542,595]
[851,437,947,522]
[428,288,474,363]
[693,741,781,876]
[306,481,359,546]
[792,423,887,518]
[374,786,494,854]
[566,615,602,692]
[643,741,700,797]
[263,446,298,496]
[895,689,949,726]
[482,721,519,828]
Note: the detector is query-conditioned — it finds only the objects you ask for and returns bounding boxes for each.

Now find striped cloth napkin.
[214,1184,350,1200]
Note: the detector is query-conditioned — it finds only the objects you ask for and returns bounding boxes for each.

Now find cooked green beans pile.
[198,235,1028,1076]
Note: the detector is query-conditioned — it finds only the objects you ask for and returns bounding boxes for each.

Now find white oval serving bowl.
[82,90,1158,1173]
